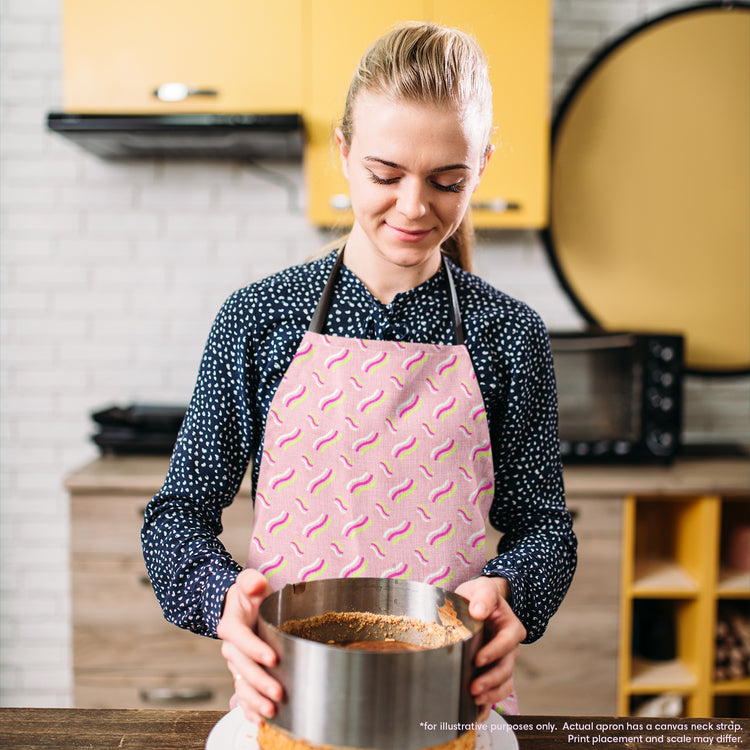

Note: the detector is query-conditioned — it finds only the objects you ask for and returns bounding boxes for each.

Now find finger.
[220,619,278,668]
[233,672,278,722]
[470,648,517,698]
[225,649,284,718]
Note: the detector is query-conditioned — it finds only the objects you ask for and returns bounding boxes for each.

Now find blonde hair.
[339,21,493,271]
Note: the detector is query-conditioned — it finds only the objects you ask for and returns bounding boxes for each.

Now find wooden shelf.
[631,560,699,597]
[716,568,750,597]
[618,491,750,717]
[630,657,698,692]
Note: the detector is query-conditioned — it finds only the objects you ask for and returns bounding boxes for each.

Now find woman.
[142,21,576,724]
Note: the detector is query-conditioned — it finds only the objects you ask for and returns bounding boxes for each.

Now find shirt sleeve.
[481,311,578,643]
[141,291,256,637]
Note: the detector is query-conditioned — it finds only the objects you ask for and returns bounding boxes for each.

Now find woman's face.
[336,93,491,275]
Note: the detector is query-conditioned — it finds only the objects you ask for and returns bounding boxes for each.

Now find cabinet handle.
[329,194,352,212]
[470,198,521,213]
[140,686,214,704]
[153,82,219,102]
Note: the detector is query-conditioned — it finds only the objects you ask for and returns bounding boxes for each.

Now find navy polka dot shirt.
[141,251,577,643]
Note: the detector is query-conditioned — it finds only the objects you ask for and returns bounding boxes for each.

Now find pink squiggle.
[354,431,380,453]
[347,473,374,494]
[434,397,457,420]
[314,430,339,451]
[308,468,333,494]
[301,455,313,469]
[428,523,453,546]
[269,409,283,426]
[457,508,473,523]
[385,562,409,579]
[426,567,452,586]
[267,511,290,534]
[459,424,473,437]
[319,389,345,411]
[278,427,302,448]
[403,350,427,372]
[370,542,386,559]
[334,497,348,512]
[358,390,385,413]
[251,537,266,552]
[340,454,353,468]
[471,404,487,422]
[363,352,388,373]
[432,439,456,461]
[304,513,329,538]
[307,414,320,428]
[397,393,420,418]
[284,385,307,408]
[293,342,314,361]
[330,541,344,556]
[345,416,359,430]
[419,464,434,478]
[421,422,436,437]
[342,557,367,578]
[271,468,295,490]
[349,376,363,390]
[259,555,284,576]
[389,375,405,389]
[414,549,429,564]
[343,514,370,537]
[325,349,349,369]
[417,506,431,521]
[437,354,459,375]
[460,382,473,397]
[312,371,324,387]
[256,491,271,508]
[262,450,277,466]
[386,521,411,542]
[456,551,472,566]
[429,480,455,504]
[470,479,494,506]
[385,417,398,434]
[375,502,391,519]
[393,436,417,459]
[300,558,326,581]
[425,377,439,394]
[470,441,492,461]
[294,497,309,512]
[379,461,393,477]
[291,541,304,556]
[469,530,486,548]
[458,466,472,481]
[390,479,414,503]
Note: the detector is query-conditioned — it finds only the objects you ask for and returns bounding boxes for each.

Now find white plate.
[206,707,518,750]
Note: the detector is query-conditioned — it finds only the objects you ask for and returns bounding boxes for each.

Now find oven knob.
[559,440,571,456]
[661,396,674,412]
[660,346,676,362]
[574,442,590,456]
[660,372,675,387]
[614,441,632,455]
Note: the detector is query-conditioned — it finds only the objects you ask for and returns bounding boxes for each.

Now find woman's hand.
[455,576,526,720]
[217,569,283,723]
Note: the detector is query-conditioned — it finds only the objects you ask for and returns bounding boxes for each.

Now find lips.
[385,223,434,243]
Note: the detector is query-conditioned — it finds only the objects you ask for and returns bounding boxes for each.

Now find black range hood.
[46,112,305,160]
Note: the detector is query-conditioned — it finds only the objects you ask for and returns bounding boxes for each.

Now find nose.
[396,178,428,220]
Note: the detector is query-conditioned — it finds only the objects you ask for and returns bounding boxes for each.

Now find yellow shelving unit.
[618,493,750,717]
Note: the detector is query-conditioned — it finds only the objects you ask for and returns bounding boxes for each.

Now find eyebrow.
[363,156,470,173]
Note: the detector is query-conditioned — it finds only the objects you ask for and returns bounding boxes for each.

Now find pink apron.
[246,252,519,713]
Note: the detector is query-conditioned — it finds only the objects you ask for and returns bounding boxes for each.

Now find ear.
[474,144,495,191]
[334,127,351,180]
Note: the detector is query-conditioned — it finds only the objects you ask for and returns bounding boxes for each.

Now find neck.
[343,224,442,304]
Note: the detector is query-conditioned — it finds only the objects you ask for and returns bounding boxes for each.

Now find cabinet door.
[305,0,550,228]
[432,0,550,228]
[62,0,303,113]
[303,0,431,227]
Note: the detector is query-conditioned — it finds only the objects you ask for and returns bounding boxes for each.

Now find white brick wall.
[1,0,748,707]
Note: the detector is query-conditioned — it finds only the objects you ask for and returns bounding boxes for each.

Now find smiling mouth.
[386,223,434,242]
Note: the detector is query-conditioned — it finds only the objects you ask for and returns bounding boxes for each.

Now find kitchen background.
[1,0,748,709]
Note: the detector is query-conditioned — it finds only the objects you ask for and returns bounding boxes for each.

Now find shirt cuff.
[481,559,526,625]
[202,566,241,637]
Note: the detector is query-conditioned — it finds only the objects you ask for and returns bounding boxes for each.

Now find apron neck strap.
[308,250,464,346]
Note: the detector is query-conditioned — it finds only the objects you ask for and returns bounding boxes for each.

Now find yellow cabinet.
[618,493,750,717]
[304,0,551,228]
[61,0,303,113]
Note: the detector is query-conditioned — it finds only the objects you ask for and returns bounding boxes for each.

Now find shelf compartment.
[629,657,698,692]
[631,560,700,597]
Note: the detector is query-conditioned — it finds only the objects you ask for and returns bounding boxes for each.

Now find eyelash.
[367,172,466,193]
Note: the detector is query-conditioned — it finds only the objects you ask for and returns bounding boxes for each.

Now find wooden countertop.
[0,709,747,749]
[65,454,750,498]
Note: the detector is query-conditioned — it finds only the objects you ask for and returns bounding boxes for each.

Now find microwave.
[549,332,684,462]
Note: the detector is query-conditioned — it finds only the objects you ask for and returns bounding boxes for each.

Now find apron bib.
[245,252,519,714]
